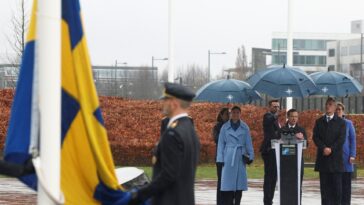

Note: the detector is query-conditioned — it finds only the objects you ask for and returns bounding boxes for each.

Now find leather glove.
[243,155,253,165]
[216,162,224,167]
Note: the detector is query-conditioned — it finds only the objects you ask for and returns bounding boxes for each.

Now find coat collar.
[225,120,246,130]
[285,122,300,128]
[322,113,340,122]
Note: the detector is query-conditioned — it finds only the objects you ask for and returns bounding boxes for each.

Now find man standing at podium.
[280,109,307,202]
[260,99,281,205]
[313,97,346,205]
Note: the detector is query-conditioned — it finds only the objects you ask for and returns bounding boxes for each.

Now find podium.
[271,136,307,205]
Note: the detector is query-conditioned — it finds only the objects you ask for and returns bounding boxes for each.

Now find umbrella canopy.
[247,65,318,98]
[195,79,261,103]
[309,71,363,97]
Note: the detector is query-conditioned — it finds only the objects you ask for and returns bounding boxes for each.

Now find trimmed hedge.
[1,89,363,166]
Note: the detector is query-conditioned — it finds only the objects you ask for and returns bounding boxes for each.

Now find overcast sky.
[0,0,363,78]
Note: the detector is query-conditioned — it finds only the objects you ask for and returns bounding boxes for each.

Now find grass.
[137,164,364,180]
[0,164,362,180]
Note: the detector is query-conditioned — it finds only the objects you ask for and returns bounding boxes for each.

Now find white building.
[271,32,358,73]
[327,20,364,82]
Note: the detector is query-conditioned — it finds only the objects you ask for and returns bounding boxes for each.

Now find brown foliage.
[1,89,363,166]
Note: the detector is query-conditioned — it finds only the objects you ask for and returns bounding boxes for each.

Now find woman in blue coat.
[216,106,254,205]
[336,102,356,205]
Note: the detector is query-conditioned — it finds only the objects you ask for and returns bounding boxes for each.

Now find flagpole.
[168,0,175,83]
[36,0,61,204]
[286,0,293,111]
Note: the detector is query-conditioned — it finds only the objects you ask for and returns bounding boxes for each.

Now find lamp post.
[152,56,168,69]
[208,50,226,81]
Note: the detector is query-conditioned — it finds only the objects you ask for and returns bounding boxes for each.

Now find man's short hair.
[287,108,298,117]
[337,102,345,111]
[325,97,336,105]
[231,106,241,112]
[268,99,279,106]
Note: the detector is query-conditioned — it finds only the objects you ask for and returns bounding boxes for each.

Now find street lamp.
[208,50,226,81]
[152,56,168,69]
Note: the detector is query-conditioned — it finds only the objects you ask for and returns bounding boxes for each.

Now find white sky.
[0,0,363,78]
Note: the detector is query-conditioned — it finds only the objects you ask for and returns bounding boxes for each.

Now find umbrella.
[195,78,261,103]
[309,71,363,97]
[247,65,318,98]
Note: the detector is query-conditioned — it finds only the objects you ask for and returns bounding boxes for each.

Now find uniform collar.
[168,113,188,128]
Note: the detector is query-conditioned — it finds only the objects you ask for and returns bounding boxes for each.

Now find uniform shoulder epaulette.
[170,120,178,128]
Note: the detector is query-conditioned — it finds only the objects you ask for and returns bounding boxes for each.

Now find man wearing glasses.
[260,99,281,205]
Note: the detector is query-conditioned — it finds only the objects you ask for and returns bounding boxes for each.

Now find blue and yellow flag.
[5,0,128,204]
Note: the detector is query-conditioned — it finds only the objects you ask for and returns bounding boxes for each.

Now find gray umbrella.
[309,71,363,97]
[195,78,261,103]
[247,65,318,98]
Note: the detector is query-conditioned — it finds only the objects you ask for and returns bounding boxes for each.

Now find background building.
[93,66,159,99]
[327,20,364,83]
[0,64,160,99]
[0,64,18,88]
[251,48,271,72]
[271,32,357,73]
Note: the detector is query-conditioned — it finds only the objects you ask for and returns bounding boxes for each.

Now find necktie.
[326,116,331,122]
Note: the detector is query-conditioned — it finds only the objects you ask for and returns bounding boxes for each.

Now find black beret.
[162,83,196,102]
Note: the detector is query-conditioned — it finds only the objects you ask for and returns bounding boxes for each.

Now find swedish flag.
[4,0,129,204]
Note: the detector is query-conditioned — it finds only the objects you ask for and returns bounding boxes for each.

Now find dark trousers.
[216,163,223,205]
[319,172,343,205]
[262,151,277,205]
[341,172,352,205]
[221,191,242,205]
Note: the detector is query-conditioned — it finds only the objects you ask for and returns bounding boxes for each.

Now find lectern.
[271,131,307,205]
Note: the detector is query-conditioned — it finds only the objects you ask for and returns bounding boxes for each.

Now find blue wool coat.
[216,120,254,191]
[343,119,356,172]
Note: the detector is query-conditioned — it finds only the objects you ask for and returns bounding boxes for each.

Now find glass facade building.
[272,38,328,67]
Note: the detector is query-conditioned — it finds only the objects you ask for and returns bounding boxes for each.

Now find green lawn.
[0,165,362,180]
[138,164,364,180]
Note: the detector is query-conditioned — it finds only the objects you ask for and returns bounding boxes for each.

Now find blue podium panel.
[273,140,304,205]
[280,144,298,205]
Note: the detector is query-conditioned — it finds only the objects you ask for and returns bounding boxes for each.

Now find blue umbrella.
[247,65,318,98]
[309,71,363,97]
[195,79,261,103]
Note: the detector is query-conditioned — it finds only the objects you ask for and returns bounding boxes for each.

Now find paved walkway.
[195,179,364,205]
[0,178,364,204]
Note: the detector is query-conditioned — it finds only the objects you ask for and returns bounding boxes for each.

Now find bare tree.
[234,45,252,80]
[6,0,29,65]
[3,0,29,88]
[178,64,209,91]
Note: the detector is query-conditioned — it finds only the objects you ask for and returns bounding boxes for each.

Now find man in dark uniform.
[128,82,200,205]
[313,97,346,205]
[279,108,307,202]
[260,99,281,205]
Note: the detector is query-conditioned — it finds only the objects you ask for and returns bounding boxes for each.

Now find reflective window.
[328,49,335,57]
[272,53,326,66]
[272,39,327,50]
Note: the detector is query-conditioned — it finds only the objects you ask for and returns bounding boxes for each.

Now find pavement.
[195,179,364,205]
[0,178,364,204]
